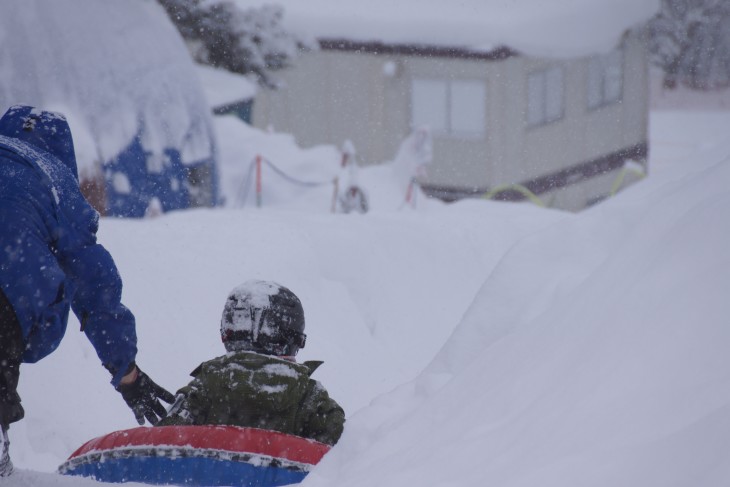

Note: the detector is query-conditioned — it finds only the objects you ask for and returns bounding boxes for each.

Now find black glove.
[115,364,175,426]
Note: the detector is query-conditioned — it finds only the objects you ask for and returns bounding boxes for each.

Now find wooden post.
[331,177,339,213]
[255,155,262,208]
[405,178,415,208]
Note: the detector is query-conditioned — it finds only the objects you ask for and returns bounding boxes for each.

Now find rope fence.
[237,154,425,212]
[236,155,336,209]
[238,154,647,212]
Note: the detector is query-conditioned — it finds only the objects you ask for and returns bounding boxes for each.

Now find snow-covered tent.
[0,0,218,217]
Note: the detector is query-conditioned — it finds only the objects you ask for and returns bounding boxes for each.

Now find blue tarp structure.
[103,129,219,218]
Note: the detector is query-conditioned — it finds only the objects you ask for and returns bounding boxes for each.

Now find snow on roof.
[195,63,257,109]
[233,0,660,58]
[0,0,214,174]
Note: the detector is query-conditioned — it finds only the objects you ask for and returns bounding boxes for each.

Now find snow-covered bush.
[158,0,314,88]
[648,0,730,90]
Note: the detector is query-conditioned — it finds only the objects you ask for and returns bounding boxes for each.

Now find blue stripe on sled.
[63,455,308,487]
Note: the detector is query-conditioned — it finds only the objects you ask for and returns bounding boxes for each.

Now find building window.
[587,49,623,110]
[527,66,564,127]
[411,79,486,137]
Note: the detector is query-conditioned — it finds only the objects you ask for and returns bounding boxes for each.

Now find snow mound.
[1,469,148,487]
[302,131,730,485]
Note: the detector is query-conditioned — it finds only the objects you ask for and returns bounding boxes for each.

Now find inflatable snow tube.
[58,425,331,486]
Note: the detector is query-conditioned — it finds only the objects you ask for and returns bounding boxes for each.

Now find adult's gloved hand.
[115,363,175,425]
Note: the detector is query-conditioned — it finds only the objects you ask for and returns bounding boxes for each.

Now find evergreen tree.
[158,0,312,88]
[647,0,730,90]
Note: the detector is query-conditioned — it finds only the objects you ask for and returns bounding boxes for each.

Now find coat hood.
[0,105,79,179]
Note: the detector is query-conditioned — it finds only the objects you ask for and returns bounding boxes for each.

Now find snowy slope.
[302,111,730,487]
[8,109,730,486]
[0,470,147,487]
[13,178,561,473]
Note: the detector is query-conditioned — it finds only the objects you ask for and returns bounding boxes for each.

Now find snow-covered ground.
[302,109,730,487]
[0,105,730,487]
[6,108,730,487]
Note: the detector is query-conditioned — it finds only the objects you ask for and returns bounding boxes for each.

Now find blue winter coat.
[0,105,137,385]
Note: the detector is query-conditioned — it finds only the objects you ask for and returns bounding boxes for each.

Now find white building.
[236,0,659,210]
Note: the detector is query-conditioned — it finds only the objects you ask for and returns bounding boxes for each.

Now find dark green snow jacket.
[158,351,345,445]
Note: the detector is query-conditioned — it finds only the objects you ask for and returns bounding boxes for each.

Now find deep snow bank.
[0,469,147,487]
[302,128,730,485]
[14,197,561,474]
[11,111,730,487]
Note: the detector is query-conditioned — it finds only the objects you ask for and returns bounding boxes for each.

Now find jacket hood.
[0,105,78,179]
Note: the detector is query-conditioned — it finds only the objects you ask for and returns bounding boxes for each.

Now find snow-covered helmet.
[220,280,306,356]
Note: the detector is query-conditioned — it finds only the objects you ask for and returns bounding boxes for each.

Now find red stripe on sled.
[68,426,330,465]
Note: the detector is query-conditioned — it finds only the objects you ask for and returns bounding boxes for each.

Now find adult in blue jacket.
[0,105,174,476]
